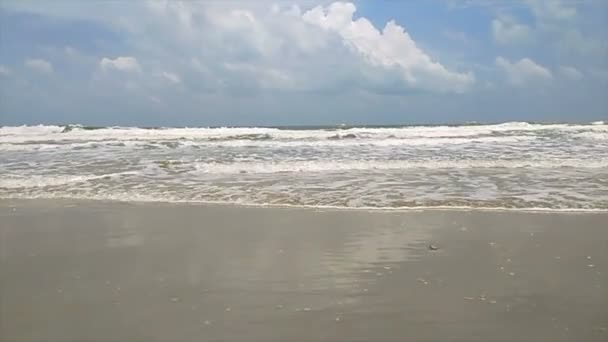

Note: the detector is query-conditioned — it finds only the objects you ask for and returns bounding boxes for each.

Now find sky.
[0,0,607,126]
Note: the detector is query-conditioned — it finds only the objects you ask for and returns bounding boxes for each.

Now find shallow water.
[1,122,607,210]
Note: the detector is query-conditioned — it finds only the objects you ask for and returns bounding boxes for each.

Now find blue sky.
[0,0,606,126]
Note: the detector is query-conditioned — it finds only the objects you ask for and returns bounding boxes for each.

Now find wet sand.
[1,199,607,342]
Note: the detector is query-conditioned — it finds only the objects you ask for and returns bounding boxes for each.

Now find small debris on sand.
[428,244,439,251]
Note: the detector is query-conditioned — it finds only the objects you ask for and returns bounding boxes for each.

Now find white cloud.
[130,1,474,94]
[6,2,474,96]
[496,56,553,85]
[558,29,607,57]
[559,66,583,80]
[526,0,577,22]
[99,56,141,73]
[489,0,602,61]
[301,2,474,92]
[161,71,181,84]
[223,62,293,89]
[24,58,53,73]
[0,65,11,76]
[491,16,532,45]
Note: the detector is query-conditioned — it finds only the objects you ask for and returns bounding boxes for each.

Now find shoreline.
[2,197,607,214]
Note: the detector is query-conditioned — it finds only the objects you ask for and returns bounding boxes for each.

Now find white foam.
[1,122,607,144]
[0,135,540,151]
[192,158,608,174]
[0,171,137,189]
[574,131,608,141]
[4,192,608,213]
[2,122,607,211]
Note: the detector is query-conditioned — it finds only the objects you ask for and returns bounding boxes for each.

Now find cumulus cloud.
[0,65,11,76]
[495,56,553,85]
[301,2,474,92]
[2,0,607,125]
[559,66,583,80]
[491,16,532,45]
[110,1,474,95]
[100,56,141,73]
[1,2,477,95]
[24,58,53,73]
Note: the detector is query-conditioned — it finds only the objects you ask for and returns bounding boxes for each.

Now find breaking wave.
[1,121,607,210]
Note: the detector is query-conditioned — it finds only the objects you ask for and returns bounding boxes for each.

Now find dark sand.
[1,199,606,342]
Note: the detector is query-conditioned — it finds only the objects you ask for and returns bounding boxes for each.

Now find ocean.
[1,121,607,211]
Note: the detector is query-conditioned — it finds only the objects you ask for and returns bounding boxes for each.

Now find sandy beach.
[1,199,606,342]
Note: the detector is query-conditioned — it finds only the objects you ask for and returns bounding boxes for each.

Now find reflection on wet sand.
[2,200,607,342]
